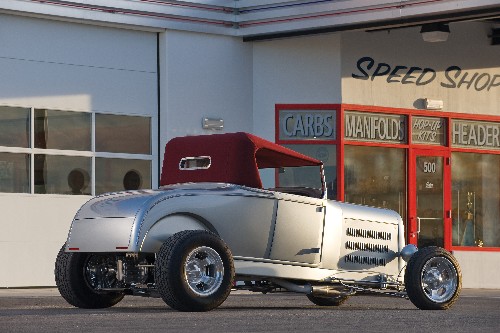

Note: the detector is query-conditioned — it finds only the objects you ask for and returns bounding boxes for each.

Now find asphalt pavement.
[1,288,499,333]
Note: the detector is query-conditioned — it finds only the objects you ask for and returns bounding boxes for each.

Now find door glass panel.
[416,156,444,247]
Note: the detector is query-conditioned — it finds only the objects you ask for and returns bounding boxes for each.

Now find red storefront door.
[408,149,451,250]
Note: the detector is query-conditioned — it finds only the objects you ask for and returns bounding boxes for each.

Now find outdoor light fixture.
[420,23,450,42]
[202,117,224,130]
[424,98,444,110]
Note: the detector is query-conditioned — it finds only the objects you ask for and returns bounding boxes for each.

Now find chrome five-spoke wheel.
[405,246,462,310]
[421,256,458,303]
[184,246,224,296]
[155,230,234,312]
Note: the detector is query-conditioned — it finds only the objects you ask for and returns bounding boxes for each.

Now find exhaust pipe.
[270,279,353,297]
[311,285,352,297]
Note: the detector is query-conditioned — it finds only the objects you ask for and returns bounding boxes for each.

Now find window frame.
[0,106,155,196]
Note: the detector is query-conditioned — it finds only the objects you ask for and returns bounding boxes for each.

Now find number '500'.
[423,161,437,173]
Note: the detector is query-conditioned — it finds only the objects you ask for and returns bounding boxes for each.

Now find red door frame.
[408,148,452,250]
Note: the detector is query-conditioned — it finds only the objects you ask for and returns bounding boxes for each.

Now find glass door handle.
[415,217,443,235]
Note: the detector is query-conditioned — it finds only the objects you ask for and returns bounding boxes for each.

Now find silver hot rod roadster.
[55,132,461,311]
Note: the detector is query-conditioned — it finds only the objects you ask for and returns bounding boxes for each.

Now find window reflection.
[34,109,91,151]
[344,146,407,222]
[96,114,151,154]
[96,158,151,195]
[34,155,91,195]
[284,145,337,199]
[452,152,500,247]
[0,107,152,195]
[0,153,30,193]
[416,156,444,248]
[0,106,30,148]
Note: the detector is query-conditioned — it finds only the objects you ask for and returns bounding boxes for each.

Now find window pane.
[0,153,30,193]
[96,114,151,154]
[0,106,30,148]
[452,152,500,247]
[34,109,91,151]
[412,116,446,146]
[95,158,151,195]
[34,155,91,195]
[344,146,407,223]
[285,144,337,199]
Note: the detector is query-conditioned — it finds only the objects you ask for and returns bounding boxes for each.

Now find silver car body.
[67,182,405,284]
[57,132,461,311]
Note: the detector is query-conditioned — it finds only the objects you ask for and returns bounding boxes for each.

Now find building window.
[95,158,151,195]
[276,107,338,199]
[34,109,91,151]
[344,146,407,222]
[34,155,91,195]
[95,114,152,195]
[411,116,446,146]
[0,106,30,148]
[284,144,337,199]
[0,105,152,195]
[0,152,30,193]
[452,152,500,248]
[96,114,151,154]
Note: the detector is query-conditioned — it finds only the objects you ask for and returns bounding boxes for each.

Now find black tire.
[54,245,124,309]
[306,294,349,306]
[405,246,462,310]
[155,230,234,312]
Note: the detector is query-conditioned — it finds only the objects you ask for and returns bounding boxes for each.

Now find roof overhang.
[1,0,499,39]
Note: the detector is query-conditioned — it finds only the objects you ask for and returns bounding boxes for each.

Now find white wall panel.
[0,14,157,287]
[0,195,89,287]
[453,251,500,288]
[252,34,342,141]
[160,30,253,155]
[0,14,157,115]
[0,57,156,114]
[0,13,156,73]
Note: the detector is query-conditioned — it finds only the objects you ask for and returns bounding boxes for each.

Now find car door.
[269,193,325,265]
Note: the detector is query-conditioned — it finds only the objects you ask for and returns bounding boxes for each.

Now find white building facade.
[0,0,499,288]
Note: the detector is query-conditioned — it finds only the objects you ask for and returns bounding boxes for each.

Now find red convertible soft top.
[160,132,322,189]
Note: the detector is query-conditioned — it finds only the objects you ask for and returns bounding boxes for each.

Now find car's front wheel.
[404,246,461,310]
[54,245,124,308]
[155,230,234,312]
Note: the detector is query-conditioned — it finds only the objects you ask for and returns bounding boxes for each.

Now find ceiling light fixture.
[420,23,450,42]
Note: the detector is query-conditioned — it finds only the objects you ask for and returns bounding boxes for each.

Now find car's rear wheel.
[155,230,234,312]
[54,245,124,308]
[404,246,461,310]
[306,294,350,306]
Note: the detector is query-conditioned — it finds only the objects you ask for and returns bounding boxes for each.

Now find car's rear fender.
[138,213,216,252]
